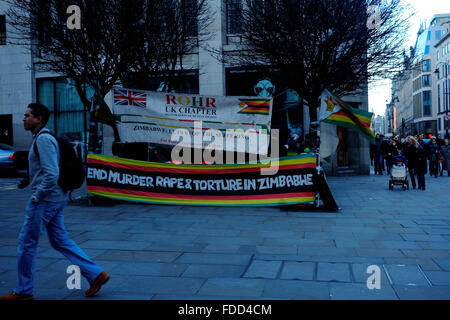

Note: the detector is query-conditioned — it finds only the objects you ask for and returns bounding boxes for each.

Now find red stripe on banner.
[87,158,316,175]
[115,95,146,102]
[178,119,198,122]
[242,101,271,107]
[87,185,314,200]
[333,107,370,129]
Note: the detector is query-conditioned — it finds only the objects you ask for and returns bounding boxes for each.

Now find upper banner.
[105,87,273,153]
[86,154,316,207]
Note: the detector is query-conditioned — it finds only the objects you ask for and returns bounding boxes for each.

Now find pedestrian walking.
[428,137,441,178]
[436,134,445,175]
[373,134,384,175]
[416,141,428,190]
[440,139,450,177]
[0,103,109,300]
[404,136,419,189]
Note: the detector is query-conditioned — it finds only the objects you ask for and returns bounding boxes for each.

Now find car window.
[0,143,15,151]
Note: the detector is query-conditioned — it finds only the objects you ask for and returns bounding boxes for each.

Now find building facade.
[0,2,35,148]
[390,48,414,138]
[1,0,369,175]
[434,21,450,138]
[390,14,450,139]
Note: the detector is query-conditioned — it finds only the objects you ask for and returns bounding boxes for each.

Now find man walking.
[373,133,384,175]
[1,103,109,300]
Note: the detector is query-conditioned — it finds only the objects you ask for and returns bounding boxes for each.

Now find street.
[0,172,449,300]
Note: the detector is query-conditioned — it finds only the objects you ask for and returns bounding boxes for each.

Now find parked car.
[0,143,28,174]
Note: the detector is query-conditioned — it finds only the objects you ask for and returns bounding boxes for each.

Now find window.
[181,0,198,38]
[226,0,242,34]
[436,30,442,41]
[424,45,430,55]
[422,60,431,72]
[438,118,441,131]
[423,91,431,116]
[0,15,6,45]
[37,78,94,140]
[422,75,430,87]
[438,84,441,113]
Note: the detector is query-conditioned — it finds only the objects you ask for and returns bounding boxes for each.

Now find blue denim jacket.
[29,127,68,202]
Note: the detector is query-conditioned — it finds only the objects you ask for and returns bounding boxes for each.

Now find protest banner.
[105,87,273,154]
[86,154,316,206]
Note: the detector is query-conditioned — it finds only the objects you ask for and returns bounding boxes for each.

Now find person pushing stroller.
[388,153,409,190]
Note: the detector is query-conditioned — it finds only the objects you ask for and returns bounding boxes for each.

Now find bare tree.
[120,0,213,92]
[226,0,413,126]
[6,0,212,139]
[6,0,146,141]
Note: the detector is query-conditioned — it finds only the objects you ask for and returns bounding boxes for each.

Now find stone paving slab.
[262,280,330,299]
[95,249,182,263]
[175,253,252,265]
[316,263,351,282]
[393,285,450,300]
[384,264,431,286]
[112,276,206,295]
[198,278,265,297]
[108,262,189,277]
[383,258,441,271]
[423,271,450,286]
[182,264,246,278]
[329,283,398,300]
[433,258,450,271]
[279,262,315,281]
[0,173,449,299]
[243,260,282,279]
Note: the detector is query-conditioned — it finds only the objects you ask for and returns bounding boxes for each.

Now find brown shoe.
[0,292,34,300]
[85,271,110,297]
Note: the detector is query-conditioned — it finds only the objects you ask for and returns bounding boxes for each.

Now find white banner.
[105,87,273,153]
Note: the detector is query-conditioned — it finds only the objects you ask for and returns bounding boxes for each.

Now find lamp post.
[392,97,399,135]
[434,62,449,137]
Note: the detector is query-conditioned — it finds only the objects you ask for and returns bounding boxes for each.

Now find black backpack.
[33,131,85,191]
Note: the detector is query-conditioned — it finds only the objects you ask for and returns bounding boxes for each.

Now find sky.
[368,0,450,117]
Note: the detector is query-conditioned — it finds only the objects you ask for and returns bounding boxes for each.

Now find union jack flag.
[114,88,147,108]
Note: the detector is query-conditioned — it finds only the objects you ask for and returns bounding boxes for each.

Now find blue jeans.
[15,199,103,295]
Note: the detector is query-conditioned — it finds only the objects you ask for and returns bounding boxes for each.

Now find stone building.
[0,0,370,175]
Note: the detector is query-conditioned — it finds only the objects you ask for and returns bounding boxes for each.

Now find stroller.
[388,154,409,191]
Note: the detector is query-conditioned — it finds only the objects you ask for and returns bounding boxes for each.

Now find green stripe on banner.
[324,118,375,144]
[86,154,317,207]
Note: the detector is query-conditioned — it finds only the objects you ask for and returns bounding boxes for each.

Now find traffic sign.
[445,115,450,122]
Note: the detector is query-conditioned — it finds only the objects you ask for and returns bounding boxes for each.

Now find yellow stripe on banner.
[328,113,371,125]
[88,154,315,170]
[142,115,177,121]
[159,124,189,129]
[328,114,372,131]
[88,190,315,206]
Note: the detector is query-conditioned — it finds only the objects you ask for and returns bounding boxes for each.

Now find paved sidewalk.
[0,172,449,300]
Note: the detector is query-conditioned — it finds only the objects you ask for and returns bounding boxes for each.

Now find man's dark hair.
[27,103,50,126]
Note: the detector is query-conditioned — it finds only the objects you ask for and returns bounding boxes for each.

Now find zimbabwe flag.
[319,89,374,144]
[238,98,271,115]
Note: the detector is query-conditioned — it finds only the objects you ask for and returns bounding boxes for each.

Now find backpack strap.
[33,131,54,160]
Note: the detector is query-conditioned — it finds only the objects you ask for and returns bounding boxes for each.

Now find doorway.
[337,127,348,166]
[0,114,13,146]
